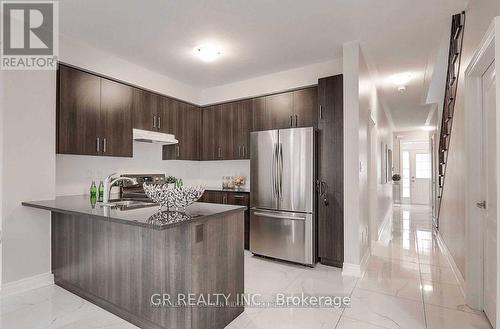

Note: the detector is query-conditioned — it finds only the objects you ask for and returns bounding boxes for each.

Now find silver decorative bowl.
[143,183,205,210]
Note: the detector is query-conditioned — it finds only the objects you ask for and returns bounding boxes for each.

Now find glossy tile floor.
[0,205,493,329]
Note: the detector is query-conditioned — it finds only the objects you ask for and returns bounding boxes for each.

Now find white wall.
[1,70,56,284]
[343,41,362,270]
[0,71,4,286]
[199,59,342,105]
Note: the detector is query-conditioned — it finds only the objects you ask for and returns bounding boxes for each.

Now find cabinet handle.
[176,145,180,157]
[289,115,293,127]
[233,194,246,199]
[96,137,100,153]
[295,114,298,127]
[158,116,161,130]
[243,146,246,158]
[319,105,323,120]
[103,138,107,153]
[238,145,242,158]
[153,115,157,129]
[218,147,222,158]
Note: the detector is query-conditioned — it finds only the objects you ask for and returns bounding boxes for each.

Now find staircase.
[436,12,466,227]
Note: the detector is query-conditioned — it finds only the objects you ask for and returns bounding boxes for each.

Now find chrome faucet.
[102,173,138,205]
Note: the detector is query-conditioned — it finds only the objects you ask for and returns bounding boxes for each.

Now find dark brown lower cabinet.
[51,210,244,329]
[199,190,250,249]
[317,75,344,267]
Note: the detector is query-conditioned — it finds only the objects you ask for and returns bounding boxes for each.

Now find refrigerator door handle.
[272,143,277,199]
[253,211,307,221]
[278,143,283,199]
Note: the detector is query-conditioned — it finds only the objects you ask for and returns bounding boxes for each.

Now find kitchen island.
[23,195,245,329]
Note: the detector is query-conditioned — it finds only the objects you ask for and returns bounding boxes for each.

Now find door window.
[415,153,430,179]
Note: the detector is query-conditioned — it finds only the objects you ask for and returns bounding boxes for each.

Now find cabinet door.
[99,78,134,157]
[293,87,318,128]
[317,75,344,267]
[132,88,159,131]
[215,103,235,160]
[185,105,201,160]
[159,96,179,135]
[199,191,224,204]
[234,99,253,159]
[226,192,249,206]
[253,92,293,131]
[201,106,217,160]
[174,103,200,160]
[161,98,182,159]
[318,77,336,124]
[57,65,101,155]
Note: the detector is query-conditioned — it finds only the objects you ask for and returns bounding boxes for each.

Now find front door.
[410,151,431,205]
[481,62,497,328]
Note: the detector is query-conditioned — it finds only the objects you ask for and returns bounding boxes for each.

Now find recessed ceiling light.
[387,72,415,86]
[195,45,222,62]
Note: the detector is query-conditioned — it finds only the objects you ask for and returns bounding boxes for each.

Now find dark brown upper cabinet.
[232,99,253,159]
[57,65,133,157]
[293,87,318,128]
[132,88,160,132]
[201,100,252,161]
[99,79,133,157]
[201,105,217,161]
[253,92,292,131]
[57,65,101,156]
[162,101,201,161]
[253,88,317,131]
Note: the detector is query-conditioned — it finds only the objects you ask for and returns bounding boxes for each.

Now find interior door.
[250,130,279,210]
[410,151,431,204]
[481,62,497,328]
[278,127,314,213]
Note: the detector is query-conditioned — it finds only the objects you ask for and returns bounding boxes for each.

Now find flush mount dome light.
[195,45,222,62]
[387,72,415,86]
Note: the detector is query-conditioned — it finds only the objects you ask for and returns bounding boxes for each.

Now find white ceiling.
[59,0,465,130]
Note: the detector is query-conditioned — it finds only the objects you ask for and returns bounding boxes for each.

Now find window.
[415,153,430,179]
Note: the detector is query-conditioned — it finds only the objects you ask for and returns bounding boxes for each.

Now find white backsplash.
[56,141,250,195]
[198,160,250,189]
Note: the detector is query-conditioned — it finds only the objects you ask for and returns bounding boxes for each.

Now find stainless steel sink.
[104,199,158,210]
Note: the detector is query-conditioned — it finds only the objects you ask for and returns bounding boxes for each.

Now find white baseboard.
[0,272,54,296]
[435,231,466,296]
[342,248,370,278]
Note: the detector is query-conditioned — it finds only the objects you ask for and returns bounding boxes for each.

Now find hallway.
[355,205,492,328]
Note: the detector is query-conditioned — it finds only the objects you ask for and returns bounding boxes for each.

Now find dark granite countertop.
[22,195,246,230]
[204,187,250,193]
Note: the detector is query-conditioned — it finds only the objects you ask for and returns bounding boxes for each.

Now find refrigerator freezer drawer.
[250,209,314,266]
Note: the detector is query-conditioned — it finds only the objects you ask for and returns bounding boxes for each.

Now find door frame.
[464,19,499,323]
[399,139,429,204]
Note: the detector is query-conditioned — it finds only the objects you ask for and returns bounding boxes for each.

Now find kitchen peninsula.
[22,196,245,329]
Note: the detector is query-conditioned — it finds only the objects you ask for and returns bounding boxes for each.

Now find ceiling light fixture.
[387,72,415,86]
[195,45,222,62]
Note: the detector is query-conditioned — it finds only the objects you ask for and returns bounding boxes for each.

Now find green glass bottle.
[90,181,97,207]
[98,181,104,202]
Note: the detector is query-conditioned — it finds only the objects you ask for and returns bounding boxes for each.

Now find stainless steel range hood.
[133,129,178,145]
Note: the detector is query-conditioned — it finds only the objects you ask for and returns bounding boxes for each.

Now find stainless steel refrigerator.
[250,127,315,266]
